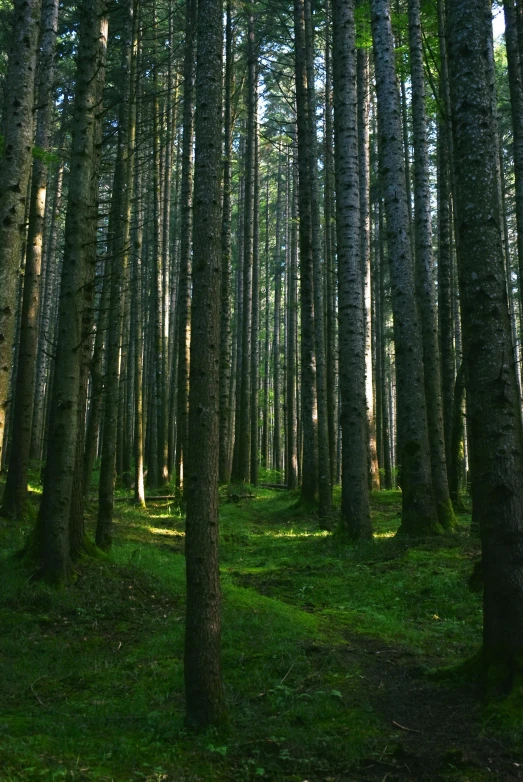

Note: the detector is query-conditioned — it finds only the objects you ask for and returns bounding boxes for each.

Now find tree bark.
[31,0,108,582]
[294,0,318,505]
[408,0,455,530]
[447,0,523,685]
[219,0,233,485]
[333,0,372,539]
[176,0,197,489]
[370,0,439,534]
[184,0,226,729]
[1,0,59,516]
[0,0,42,470]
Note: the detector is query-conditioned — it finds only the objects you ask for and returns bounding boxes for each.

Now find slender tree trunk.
[0,0,42,470]
[305,0,332,519]
[219,0,233,484]
[357,37,380,493]
[132,32,145,508]
[250,117,260,486]
[261,178,270,469]
[437,117,455,486]
[184,0,226,729]
[82,260,110,497]
[294,0,318,505]
[324,3,337,483]
[378,198,393,490]
[333,0,372,538]
[370,0,439,534]
[96,0,134,549]
[30,156,64,463]
[408,0,455,530]
[176,0,197,489]
[238,12,256,483]
[273,149,283,474]
[286,160,298,489]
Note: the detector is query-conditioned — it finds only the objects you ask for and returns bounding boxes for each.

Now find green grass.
[0,483,519,780]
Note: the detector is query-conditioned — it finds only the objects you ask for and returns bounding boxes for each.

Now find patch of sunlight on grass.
[373,531,395,539]
[264,529,330,539]
[148,527,185,537]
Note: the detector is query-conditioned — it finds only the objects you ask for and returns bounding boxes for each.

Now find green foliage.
[0,488,519,780]
[32,146,61,166]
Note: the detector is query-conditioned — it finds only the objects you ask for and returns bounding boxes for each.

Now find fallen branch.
[392,720,421,734]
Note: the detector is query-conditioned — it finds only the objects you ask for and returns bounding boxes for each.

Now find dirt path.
[333,634,523,781]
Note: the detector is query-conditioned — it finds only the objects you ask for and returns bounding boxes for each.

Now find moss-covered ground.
[1,481,522,780]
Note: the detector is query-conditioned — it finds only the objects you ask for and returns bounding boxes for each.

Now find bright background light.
[493,7,505,40]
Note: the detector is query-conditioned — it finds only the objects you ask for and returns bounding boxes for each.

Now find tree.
[370,0,440,535]
[0,0,42,470]
[1,0,59,517]
[447,0,523,686]
[407,0,456,530]
[29,0,109,582]
[184,0,226,729]
[333,0,372,539]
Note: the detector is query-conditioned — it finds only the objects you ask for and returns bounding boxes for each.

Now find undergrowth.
[0,480,521,781]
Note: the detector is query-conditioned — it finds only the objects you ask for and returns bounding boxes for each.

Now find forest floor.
[1,480,523,781]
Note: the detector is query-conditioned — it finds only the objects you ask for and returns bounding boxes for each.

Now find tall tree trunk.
[1,0,59,516]
[378,198,393,490]
[294,0,318,505]
[29,155,64,463]
[272,148,283,474]
[437,116,455,486]
[96,0,134,549]
[357,35,380,493]
[503,0,523,367]
[261,177,270,469]
[286,158,298,489]
[30,0,108,582]
[132,30,145,508]
[250,116,260,486]
[324,2,337,482]
[333,0,372,538]
[219,0,233,484]
[448,0,523,684]
[176,0,197,489]
[184,0,226,729]
[408,0,455,530]
[0,0,42,470]
[305,0,332,519]
[370,0,439,534]
[238,12,256,483]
